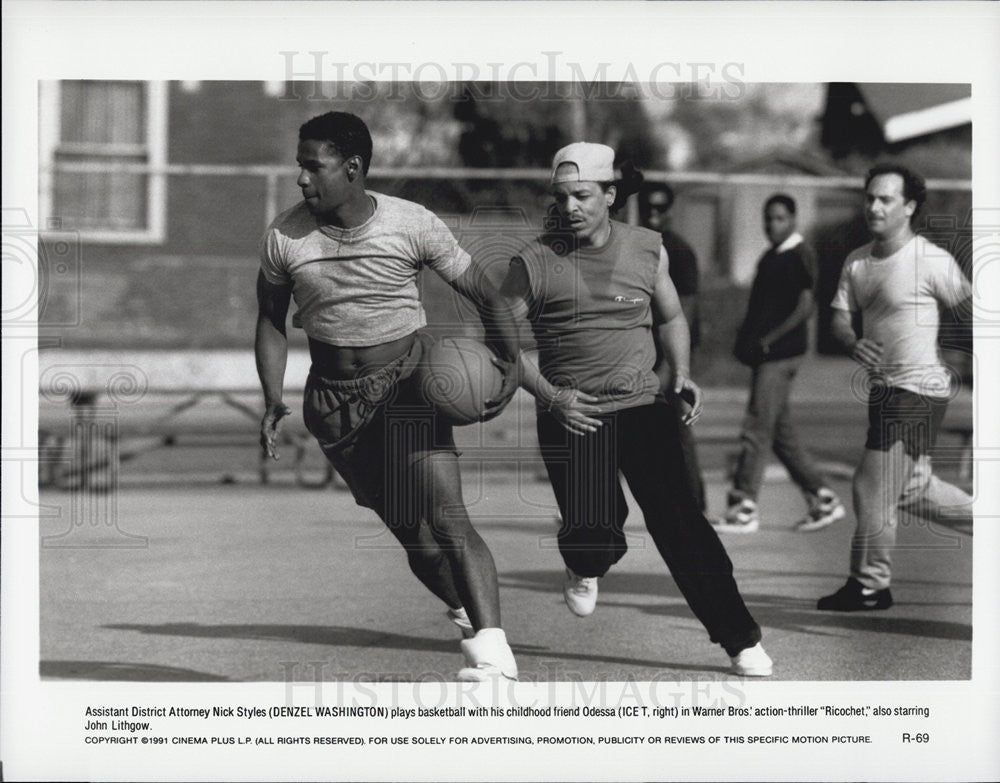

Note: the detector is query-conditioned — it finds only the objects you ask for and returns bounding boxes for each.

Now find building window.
[40,80,167,243]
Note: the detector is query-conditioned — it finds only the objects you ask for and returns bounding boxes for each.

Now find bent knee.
[406,544,446,573]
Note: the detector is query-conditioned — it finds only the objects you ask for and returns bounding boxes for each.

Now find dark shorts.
[865,385,949,457]
[302,332,458,511]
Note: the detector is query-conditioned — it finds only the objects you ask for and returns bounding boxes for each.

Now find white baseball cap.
[550,142,616,186]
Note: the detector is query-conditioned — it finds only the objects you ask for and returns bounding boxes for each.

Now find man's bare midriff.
[308,332,416,379]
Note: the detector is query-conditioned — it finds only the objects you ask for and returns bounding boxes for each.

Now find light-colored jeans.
[852,452,973,590]
[898,455,973,525]
[731,356,826,503]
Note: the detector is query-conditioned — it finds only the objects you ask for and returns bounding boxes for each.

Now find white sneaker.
[795,488,846,532]
[457,628,518,682]
[729,642,773,677]
[713,498,760,534]
[447,606,475,639]
[563,568,598,617]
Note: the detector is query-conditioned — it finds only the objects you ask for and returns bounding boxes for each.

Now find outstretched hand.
[481,357,519,422]
[260,402,292,460]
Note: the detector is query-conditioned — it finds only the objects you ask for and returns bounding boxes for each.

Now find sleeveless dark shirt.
[514,222,663,411]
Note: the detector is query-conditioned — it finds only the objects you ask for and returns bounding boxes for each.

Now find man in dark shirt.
[713,194,845,534]
[642,184,706,511]
[644,185,700,342]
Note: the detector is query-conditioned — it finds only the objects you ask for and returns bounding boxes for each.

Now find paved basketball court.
[39,465,972,683]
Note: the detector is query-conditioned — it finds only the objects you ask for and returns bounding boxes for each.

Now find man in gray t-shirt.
[818,163,972,612]
[255,111,522,680]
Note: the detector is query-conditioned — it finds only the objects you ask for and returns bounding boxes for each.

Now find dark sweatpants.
[537,399,761,656]
[675,404,707,512]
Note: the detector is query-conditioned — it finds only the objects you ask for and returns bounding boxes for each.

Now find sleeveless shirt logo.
[614,295,645,304]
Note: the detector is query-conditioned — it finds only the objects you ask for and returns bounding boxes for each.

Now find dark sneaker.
[817,577,893,611]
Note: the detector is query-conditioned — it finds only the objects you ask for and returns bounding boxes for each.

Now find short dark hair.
[299,112,373,175]
[644,183,676,211]
[865,162,927,215]
[764,193,796,215]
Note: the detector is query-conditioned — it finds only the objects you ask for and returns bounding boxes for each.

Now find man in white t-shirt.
[818,163,972,611]
[255,111,522,679]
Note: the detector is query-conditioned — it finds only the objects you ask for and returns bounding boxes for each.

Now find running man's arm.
[929,250,973,320]
[447,266,522,419]
[829,308,857,354]
[423,211,522,419]
[651,247,702,424]
[447,267,521,364]
[677,294,698,336]
[830,259,882,369]
[831,308,882,369]
[255,271,293,458]
[497,259,552,403]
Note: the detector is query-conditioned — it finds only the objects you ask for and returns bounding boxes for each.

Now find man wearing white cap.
[501,142,773,676]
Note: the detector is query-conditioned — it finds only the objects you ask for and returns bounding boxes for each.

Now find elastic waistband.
[308,353,408,393]
[307,331,430,393]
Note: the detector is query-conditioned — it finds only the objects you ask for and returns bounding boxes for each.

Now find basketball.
[417,337,505,425]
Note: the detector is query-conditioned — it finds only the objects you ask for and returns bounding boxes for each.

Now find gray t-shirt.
[514,222,663,412]
[260,192,471,347]
[831,234,970,397]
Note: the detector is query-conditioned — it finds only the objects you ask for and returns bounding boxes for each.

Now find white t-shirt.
[259,192,471,347]
[831,234,970,397]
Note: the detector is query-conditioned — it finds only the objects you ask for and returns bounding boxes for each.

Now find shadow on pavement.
[40,659,230,681]
[501,569,684,599]
[105,622,461,654]
[517,655,732,679]
[102,621,729,679]
[734,566,972,591]
[737,595,972,643]
[502,569,972,643]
